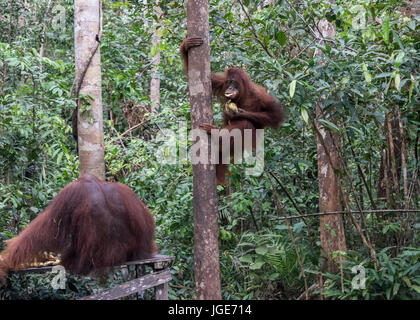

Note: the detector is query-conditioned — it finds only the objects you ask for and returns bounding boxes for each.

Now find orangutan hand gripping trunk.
[181,38,284,185]
[0,174,158,285]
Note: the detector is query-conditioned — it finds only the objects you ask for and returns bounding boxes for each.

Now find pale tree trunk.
[74,0,105,180]
[1,1,12,95]
[18,0,27,29]
[186,0,221,300]
[39,0,53,58]
[315,19,347,273]
[150,0,161,113]
[18,0,28,85]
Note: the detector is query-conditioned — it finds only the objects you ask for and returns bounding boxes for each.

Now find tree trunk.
[315,19,347,273]
[150,0,161,113]
[377,114,402,208]
[74,0,105,180]
[186,0,221,300]
[39,0,53,58]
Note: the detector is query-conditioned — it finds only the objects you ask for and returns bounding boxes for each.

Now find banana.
[225,101,238,113]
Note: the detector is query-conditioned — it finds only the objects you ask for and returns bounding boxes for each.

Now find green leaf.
[29,207,39,213]
[300,107,309,124]
[255,246,268,255]
[318,119,340,132]
[56,152,63,165]
[332,250,346,260]
[393,283,400,296]
[407,20,416,31]
[394,72,401,91]
[409,74,415,103]
[150,44,158,58]
[249,260,265,270]
[239,254,253,264]
[402,276,411,287]
[386,287,391,300]
[276,31,287,46]
[382,15,390,45]
[411,285,420,293]
[394,51,405,68]
[289,79,297,98]
[362,63,372,84]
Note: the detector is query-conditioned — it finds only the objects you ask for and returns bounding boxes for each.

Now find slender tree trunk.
[150,0,161,113]
[186,0,221,300]
[74,0,105,180]
[315,19,347,273]
[39,0,53,58]
[1,0,12,95]
[18,0,27,85]
[316,104,347,273]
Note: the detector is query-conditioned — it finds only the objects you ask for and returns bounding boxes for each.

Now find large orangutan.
[180,37,284,184]
[0,174,157,285]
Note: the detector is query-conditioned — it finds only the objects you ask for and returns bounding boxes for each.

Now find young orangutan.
[181,37,284,184]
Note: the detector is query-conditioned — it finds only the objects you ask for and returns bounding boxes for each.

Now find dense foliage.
[0,0,419,299]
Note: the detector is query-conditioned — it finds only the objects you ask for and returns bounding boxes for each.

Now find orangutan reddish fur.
[181,38,284,184]
[0,174,157,285]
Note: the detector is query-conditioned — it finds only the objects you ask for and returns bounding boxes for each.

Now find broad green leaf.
[412,285,420,293]
[255,246,268,255]
[239,254,253,264]
[249,261,265,270]
[382,15,390,44]
[289,79,297,98]
[318,119,340,132]
[56,152,63,166]
[393,283,400,296]
[276,30,287,46]
[362,63,372,84]
[402,276,411,287]
[386,287,391,300]
[394,51,405,68]
[407,20,416,31]
[150,44,158,58]
[301,107,309,124]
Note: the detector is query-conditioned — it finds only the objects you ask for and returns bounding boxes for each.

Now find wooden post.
[155,282,169,300]
[186,0,221,300]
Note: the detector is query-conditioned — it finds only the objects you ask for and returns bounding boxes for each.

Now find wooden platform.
[16,254,175,300]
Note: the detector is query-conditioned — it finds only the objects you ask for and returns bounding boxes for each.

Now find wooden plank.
[16,254,175,274]
[15,266,54,273]
[79,269,172,300]
[123,254,175,266]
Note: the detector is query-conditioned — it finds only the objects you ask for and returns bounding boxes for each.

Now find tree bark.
[150,0,161,113]
[315,19,347,273]
[74,0,105,180]
[186,0,221,300]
